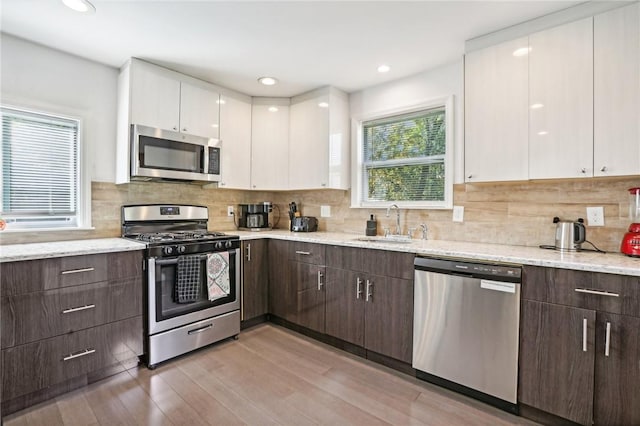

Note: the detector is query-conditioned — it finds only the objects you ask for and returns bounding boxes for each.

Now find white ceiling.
[2,0,583,97]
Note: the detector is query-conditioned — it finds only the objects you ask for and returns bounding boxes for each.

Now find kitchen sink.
[353,236,414,244]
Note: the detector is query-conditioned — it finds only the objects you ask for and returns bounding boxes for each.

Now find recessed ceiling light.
[62,0,96,13]
[530,103,544,109]
[258,77,278,86]
[217,99,226,105]
[512,47,532,57]
[377,64,391,73]
[318,102,329,108]
[268,106,279,112]
[537,130,548,136]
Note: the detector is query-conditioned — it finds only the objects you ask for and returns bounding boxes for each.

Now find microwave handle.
[202,145,208,174]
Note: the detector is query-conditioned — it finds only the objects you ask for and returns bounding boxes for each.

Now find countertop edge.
[0,238,147,263]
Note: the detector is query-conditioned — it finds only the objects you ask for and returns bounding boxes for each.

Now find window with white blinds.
[353,98,453,209]
[1,106,81,229]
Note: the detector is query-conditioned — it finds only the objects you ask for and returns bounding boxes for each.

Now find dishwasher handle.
[414,256,521,283]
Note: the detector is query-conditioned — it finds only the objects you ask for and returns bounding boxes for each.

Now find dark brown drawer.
[2,316,142,401]
[523,266,640,317]
[326,245,414,280]
[1,250,143,296]
[290,242,325,265]
[1,277,142,348]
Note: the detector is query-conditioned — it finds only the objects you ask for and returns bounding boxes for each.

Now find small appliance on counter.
[553,216,586,251]
[287,201,318,232]
[237,202,279,231]
[621,187,640,257]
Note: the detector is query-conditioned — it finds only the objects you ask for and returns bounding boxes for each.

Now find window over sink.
[1,105,90,231]
[351,96,454,209]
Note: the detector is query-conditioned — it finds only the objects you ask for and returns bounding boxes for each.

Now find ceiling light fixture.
[530,103,544,109]
[512,47,532,57]
[268,106,279,112]
[318,102,329,108]
[258,77,278,86]
[537,131,548,136]
[377,64,391,73]
[62,0,96,13]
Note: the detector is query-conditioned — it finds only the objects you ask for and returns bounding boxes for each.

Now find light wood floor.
[4,324,539,425]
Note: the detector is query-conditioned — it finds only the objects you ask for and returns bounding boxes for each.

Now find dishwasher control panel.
[414,256,522,282]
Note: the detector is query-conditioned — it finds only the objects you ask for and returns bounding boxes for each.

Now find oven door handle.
[154,255,208,266]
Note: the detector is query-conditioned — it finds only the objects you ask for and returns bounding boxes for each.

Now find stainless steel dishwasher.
[413,256,521,413]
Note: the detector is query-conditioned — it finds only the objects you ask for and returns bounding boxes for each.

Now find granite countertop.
[2,231,638,277]
[0,238,147,263]
[235,230,640,277]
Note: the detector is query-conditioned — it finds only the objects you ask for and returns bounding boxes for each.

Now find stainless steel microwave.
[130,124,221,182]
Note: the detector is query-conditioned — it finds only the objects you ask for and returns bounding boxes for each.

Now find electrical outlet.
[227,206,234,217]
[586,206,604,226]
[320,205,331,218]
[452,205,464,222]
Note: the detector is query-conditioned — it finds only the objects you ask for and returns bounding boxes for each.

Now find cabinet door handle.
[600,166,607,172]
[317,270,323,290]
[365,279,373,302]
[61,267,95,275]
[173,126,178,131]
[604,321,611,357]
[582,318,588,352]
[63,348,96,361]
[295,251,311,255]
[62,304,96,314]
[182,128,187,132]
[356,277,363,299]
[246,243,251,262]
[581,168,587,174]
[574,288,619,298]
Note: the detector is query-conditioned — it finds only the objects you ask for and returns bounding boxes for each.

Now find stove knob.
[225,240,233,249]
[215,241,223,249]
[177,245,186,254]
[163,246,174,255]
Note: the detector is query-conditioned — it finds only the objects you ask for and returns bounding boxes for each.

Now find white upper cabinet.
[528,18,594,179]
[464,37,529,183]
[179,82,220,139]
[130,62,181,132]
[250,98,290,190]
[128,59,220,139]
[594,3,640,177]
[289,87,350,190]
[218,92,252,189]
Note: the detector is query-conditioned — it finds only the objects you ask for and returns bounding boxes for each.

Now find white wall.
[1,34,118,182]
[349,59,465,183]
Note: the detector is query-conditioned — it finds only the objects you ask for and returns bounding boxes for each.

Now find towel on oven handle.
[175,255,202,303]
[207,252,231,301]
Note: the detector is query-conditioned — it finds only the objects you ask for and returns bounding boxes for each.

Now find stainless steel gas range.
[122,204,240,369]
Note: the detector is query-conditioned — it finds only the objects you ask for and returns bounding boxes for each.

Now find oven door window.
[154,251,237,322]
[139,135,204,173]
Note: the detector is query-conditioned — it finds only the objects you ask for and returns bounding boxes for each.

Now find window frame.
[1,103,92,233]
[351,96,454,210]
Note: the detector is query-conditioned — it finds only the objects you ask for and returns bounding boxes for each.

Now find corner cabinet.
[289,87,350,190]
[519,266,640,425]
[528,18,594,179]
[1,251,144,415]
[241,240,269,322]
[464,37,529,183]
[594,3,640,177]
[218,92,252,189]
[250,98,290,190]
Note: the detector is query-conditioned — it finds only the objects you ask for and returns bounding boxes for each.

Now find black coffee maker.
[237,202,273,230]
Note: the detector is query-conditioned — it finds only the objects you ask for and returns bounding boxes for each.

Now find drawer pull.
[188,323,213,335]
[317,270,323,290]
[295,251,311,255]
[61,267,95,275]
[62,304,96,314]
[356,277,363,299]
[63,348,96,361]
[574,288,620,298]
[365,279,373,302]
[604,322,611,357]
[582,318,588,352]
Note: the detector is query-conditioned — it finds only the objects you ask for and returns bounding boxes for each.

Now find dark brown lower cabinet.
[241,240,269,321]
[519,300,595,425]
[292,261,325,333]
[268,240,295,322]
[325,267,413,363]
[520,266,640,426]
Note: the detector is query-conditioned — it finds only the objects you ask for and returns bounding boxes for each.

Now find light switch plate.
[452,205,464,222]
[320,205,331,218]
[586,206,604,226]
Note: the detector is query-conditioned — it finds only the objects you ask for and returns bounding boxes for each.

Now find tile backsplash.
[2,177,637,253]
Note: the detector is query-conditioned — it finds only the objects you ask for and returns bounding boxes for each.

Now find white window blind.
[1,106,80,229]
[362,106,446,203]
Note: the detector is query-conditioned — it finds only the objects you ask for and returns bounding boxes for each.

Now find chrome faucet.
[386,204,401,235]
[419,223,428,240]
